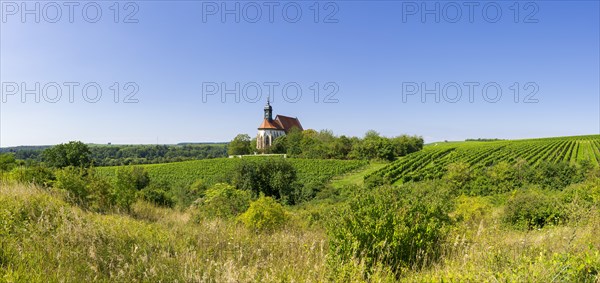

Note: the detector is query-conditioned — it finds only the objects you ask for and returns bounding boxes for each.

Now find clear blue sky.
[1,1,599,146]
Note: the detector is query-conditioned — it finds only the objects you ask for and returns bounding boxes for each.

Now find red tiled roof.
[274,115,303,133]
[258,115,303,132]
[258,119,283,130]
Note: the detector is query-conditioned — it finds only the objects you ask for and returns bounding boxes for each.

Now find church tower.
[264,98,273,121]
[256,98,303,151]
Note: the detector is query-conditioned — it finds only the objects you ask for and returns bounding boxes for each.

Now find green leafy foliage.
[443,162,472,190]
[268,128,423,160]
[43,141,92,168]
[239,196,288,233]
[54,166,115,212]
[54,167,89,206]
[113,166,150,211]
[328,181,453,276]
[0,153,17,172]
[192,183,252,220]
[452,195,492,228]
[228,134,252,155]
[138,185,175,208]
[503,188,565,229]
[8,165,55,187]
[233,158,298,203]
[171,179,208,209]
[1,134,600,281]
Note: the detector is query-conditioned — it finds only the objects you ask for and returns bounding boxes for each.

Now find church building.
[256,99,303,150]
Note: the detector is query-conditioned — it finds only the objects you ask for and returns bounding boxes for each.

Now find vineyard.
[365,135,600,185]
[97,157,368,188]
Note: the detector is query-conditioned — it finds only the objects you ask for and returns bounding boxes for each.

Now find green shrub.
[168,179,208,209]
[559,179,600,223]
[503,187,565,229]
[54,167,116,212]
[86,173,115,212]
[54,166,89,206]
[533,162,584,190]
[443,162,472,190]
[138,185,175,208]
[561,180,600,208]
[113,167,141,211]
[453,195,492,227]
[8,165,55,187]
[233,158,299,204]
[239,196,288,233]
[486,161,517,193]
[193,183,252,220]
[328,181,453,277]
[131,166,151,190]
[0,153,17,172]
[363,174,385,189]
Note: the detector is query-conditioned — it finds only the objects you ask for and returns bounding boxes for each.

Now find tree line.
[229,128,424,161]
[0,143,227,166]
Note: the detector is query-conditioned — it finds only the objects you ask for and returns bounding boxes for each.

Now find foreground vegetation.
[1,135,599,281]
[1,172,598,282]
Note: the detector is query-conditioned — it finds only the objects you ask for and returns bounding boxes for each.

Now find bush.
[561,179,600,208]
[239,196,288,233]
[54,167,116,212]
[233,158,299,204]
[363,174,385,189]
[328,181,453,277]
[559,179,600,223]
[113,167,145,211]
[0,153,17,172]
[86,173,115,212]
[8,165,55,187]
[443,162,472,191]
[533,162,584,190]
[54,166,89,206]
[452,195,492,229]
[503,187,565,229]
[192,183,252,220]
[293,181,321,203]
[138,185,175,208]
[170,179,207,209]
[130,166,151,190]
[486,161,517,193]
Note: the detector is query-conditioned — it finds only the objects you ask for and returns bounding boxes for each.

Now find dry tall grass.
[0,182,329,282]
[1,181,599,282]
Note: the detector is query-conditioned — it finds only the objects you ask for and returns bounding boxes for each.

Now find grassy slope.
[329,162,389,189]
[2,179,599,282]
[3,135,600,281]
[0,182,330,282]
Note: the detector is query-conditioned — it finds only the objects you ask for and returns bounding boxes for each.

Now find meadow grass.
[329,162,388,189]
[0,182,329,282]
[1,180,599,282]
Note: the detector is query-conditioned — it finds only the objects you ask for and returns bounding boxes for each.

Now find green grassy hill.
[2,135,600,281]
[97,158,368,188]
[366,135,600,185]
